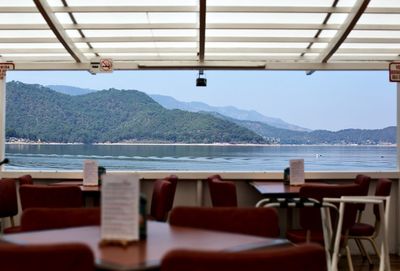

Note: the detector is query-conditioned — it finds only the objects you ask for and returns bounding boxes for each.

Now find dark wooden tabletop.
[2,221,290,271]
[249,181,301,197]
[50,181,100,192]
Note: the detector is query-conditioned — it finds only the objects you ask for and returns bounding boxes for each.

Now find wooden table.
[249,181,301,197]
[50,181,100,192]
[2,221,290,271]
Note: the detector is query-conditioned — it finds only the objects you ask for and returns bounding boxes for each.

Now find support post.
[397,82,400,254]
[0,76,5,171]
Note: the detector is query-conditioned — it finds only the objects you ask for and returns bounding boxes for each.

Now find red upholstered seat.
[349,223,374,236]
[150,175,178,222]
[161,243,326,271]
[0,178,18,228]
[21,207,100,232]
[19,185,83,211]
[0,243,94,271]
[207,175,237,207]
[169,206,280,238]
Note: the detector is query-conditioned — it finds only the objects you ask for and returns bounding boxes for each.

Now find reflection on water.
[5,144,396,171]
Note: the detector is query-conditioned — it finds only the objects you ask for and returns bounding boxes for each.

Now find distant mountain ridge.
[46,85,309,132]
[6,81,265,144]
[210,112,396,145]
[26,82,396,145]
[150,94,310,132]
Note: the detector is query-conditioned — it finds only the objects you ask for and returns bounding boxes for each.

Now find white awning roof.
[0,0,399,71]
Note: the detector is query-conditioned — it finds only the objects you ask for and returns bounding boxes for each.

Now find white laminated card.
[83,160,98,186]
[101,173,140,243]
[289,159,305,186]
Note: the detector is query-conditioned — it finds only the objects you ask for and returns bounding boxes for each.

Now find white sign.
[83,160,98,186]
[289,159,305,186]
[389,62,400,82]
[101,174,140,243]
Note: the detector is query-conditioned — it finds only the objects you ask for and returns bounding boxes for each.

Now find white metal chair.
[256,197,337,271]
[323,196,391,271]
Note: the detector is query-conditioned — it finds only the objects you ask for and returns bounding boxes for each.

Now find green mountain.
[5,81,266,144]
[210,112,396,145]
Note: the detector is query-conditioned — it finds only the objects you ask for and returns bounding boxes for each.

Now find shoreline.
[5,142,396,147]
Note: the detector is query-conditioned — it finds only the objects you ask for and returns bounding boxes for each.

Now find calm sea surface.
[4,144,396,171]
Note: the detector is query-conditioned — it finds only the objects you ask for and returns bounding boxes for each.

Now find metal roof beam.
[3,48,400,55]
[198,0,206,63]
[3,23,400,31]
[1,6,399,13]
[316,0,371,64]
[2,36,400,44]
[33,0,87,63]
[9,61,389,71]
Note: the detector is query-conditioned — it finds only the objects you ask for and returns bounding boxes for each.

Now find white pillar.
[0,76,5,171]
[397,82,400,254]
[398,82,400,171]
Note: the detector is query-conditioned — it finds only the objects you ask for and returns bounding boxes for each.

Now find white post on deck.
[0,75,5,171]
[397,82,400,254]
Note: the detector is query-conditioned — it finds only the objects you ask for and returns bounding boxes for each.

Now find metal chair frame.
[323,196,391,271]
[256,197,337,271]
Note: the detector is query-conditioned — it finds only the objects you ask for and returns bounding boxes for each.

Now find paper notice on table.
[101,173,140,242]
[83,160,98,186]
[289,159,305,186]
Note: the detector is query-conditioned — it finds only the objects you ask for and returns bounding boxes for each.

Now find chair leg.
[367,237,381,259]
[356,238,373,265]
[345,245,354,271]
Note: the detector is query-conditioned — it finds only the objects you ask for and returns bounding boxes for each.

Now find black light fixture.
[196,70,207,87]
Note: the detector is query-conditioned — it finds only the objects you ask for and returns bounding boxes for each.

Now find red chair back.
[150,175,178,221]
[207,175,237,207]
[0,243,94,271]
[373,178,392,219]
[21,207,100,232]
[354,174,371,213]
[0,179,18,220]
[169,207,280,238]
[19,185,83,211]
[18,174,33,185]
[161,243,326,271]
[299,183,364,233]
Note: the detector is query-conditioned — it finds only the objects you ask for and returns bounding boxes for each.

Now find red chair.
[18,174,33,185]
[207,175,237,207]
[169,206,279,238]
[21,207,100,232]
[348,178,392,265]
[19,185,83,211]
[150,175,178,221]
[353,174,371,222]
[0,178,18,227]
[0,243,94,271]
[161,243,326,271]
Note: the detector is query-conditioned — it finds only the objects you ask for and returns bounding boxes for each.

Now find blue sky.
[7,70,396,131]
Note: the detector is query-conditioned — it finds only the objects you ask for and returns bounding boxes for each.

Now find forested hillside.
[5,81,266,144]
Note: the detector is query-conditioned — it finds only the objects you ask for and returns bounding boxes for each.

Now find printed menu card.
[100,173,140,245]
[289,159,305,186]
[83,160,98,186]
